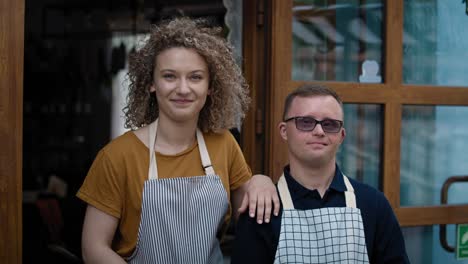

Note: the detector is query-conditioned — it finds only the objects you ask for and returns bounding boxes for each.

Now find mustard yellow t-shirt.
[76,130,251,257]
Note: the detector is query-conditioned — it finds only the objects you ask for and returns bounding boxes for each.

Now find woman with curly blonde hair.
[124,17,250,132]
[77,17,278,263]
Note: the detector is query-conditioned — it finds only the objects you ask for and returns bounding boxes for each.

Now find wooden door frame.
[266,0,468,226]
[0,1,266,261]
[4,1,468,262]
[1,1,268,262]
[241,0,269,174]
[0,0,24,263]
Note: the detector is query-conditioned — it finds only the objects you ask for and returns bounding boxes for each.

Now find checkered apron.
[127,120,228,264]
[274,174,369,263]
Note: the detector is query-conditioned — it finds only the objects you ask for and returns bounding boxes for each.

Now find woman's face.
[150,47,210,124]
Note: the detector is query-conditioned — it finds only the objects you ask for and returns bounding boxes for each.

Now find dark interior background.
[23,1,228,263]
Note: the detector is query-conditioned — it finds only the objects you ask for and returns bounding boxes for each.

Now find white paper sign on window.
[359,60,382,83]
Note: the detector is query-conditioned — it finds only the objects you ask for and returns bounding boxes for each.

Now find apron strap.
[277,172,357,209]
[343,175,357,208]
[148,120,158,180]
[147,119,215,180]
[277,174,295,210]
[196,129,215,175]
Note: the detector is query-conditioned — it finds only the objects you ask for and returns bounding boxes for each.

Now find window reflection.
[402,225,468,264]
[403,0,468,87]
[337,104,382,190]
[292,0,383,82]
[400,106,468,206]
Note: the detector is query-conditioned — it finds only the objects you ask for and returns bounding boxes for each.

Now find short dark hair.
[282,84,343,120]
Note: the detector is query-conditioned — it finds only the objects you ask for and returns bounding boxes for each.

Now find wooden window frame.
[263,0,468,226]
[0,0,24,263]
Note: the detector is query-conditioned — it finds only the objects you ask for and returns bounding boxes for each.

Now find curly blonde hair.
[124,17,250,132]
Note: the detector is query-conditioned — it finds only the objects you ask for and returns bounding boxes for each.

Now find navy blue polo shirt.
[231,165,409,264]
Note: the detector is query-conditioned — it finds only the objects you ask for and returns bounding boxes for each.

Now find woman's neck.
[154,115,199,155]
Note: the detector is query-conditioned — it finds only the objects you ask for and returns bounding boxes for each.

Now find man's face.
[279,95,346,167]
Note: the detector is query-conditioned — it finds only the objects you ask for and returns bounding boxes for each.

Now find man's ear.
[340,128,346,144]
[279,122,288,141]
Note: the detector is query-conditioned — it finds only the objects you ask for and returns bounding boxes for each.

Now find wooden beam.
[268,0,293,181]
[382,102,402,208]
[291,81,397,103]
[396,205,468,226]
[242,0,266,174]
[384,0,403,86]
[0,0,24,263]
[401,86,468,105]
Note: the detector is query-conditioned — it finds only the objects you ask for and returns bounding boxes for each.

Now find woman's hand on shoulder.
[238,174,279,224]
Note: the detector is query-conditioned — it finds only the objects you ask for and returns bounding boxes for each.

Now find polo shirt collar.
[283,164,347,196]
[329,164,347,192]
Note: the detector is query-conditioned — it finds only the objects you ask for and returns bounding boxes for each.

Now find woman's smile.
[151,47,210,122]
[171,98,194,105]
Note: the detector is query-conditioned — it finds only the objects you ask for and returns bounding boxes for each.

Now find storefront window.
[403,0,468,87]
[402,225,468,264]
[337,104,382,189]
[292,0,383,82]
[400,105,468,206]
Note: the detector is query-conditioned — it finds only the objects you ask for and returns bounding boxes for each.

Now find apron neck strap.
[196,129,215,175]
[147,119,215,180]
[277,172,357,210]
[342,175,356,208]
[148,119,158,180]
[277,174,294,210]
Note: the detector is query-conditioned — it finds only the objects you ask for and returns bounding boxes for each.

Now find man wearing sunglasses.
[232,84,409,263]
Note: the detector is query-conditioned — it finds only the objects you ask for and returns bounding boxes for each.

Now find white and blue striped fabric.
[274,174,369,264]
[127,119,228,264]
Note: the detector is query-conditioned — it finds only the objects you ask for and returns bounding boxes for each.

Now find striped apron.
[128,120,228,264]
[274,174,369,263]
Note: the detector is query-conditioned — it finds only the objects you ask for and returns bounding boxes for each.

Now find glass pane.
[403,225,468,264]
[292,0,384,82]
[337,104,382,190]
[400,106,468,206]
[403,0,468,87]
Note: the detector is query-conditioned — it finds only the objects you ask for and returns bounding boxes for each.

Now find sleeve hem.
[77,190,121,219]
[230,175,251,191]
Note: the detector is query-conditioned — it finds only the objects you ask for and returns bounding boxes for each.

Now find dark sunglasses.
[284,116,343,133]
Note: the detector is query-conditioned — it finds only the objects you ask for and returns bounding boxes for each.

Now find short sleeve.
[76,149,124,218]
[226,133,252,191]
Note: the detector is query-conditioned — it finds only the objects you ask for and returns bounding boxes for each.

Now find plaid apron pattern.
[274,174,369,263]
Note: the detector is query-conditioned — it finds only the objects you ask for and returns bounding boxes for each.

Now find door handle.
[439,175,468,252]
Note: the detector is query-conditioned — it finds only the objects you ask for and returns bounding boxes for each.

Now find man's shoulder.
[347,177,390,207]
[347,177,380,194]
[237,210,282,234]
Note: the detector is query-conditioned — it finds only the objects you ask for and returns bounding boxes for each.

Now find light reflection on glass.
[292,0,383,82]
[403,0,468,87]
[337,104,382,190]
[400,105,468,206]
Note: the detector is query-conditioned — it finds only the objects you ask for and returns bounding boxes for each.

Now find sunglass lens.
[321,120,341,132]
[297,117,317,131]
